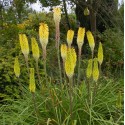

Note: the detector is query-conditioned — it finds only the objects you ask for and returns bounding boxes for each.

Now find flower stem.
[69,77,73,120]
[32,92,39,124]
[35,59,41,88]
[24,55,29,75]
[63,60,66,82]
[77,48,81,85]
[43,48,47,85]
[56,23,62,84]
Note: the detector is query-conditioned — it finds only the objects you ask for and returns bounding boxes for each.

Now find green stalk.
[35,59,41,88]
[77,48,81,85]
[69,77,73,120]
[24,54,29,75]
[32,92,39,124]
[99,64,102,77]
[92,51,94,60]
[63,60,66,83]
[17,77,23,96]
[43,48,47,85]
[90,91,92,125]
[87,78,90,103]
[56,23,62,84]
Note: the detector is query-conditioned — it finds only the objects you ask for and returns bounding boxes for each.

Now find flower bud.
[86,31,95,53]
[31,37,40,61]
[77,27,85,49]
[86,59,93,78]
[65,48,77,78]
[98,42,103,65]
[67,30,74,47]
[61,44,67,61]
[14,57,20,78]
[29,68,36,93]
[19,34,29,56]
[93,58,99,82]
[39,23,49,49]
[53,7,61,24]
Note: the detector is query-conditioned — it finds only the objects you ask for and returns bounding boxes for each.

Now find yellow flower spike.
[19,34,29,56]
[29,68,36,93]
[53,7,61,24]
[71,48,77,67]
[86,31,95,53]
[31,37,40,61]
[98,42,103,65]
[86,59,93,78]
[65,48,77,78]
[14,57,20,78]
[93,58,99,82]
[84,7,90,16]
[77,27,85,49]
[61,44,67,61]
[39,23,49,49]
[67,29,74,47]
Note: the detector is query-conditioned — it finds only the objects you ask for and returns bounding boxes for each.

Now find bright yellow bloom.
[39,23,49,49]
[86,59,93,78]
[31,37,40,61]
[19,34,29,56]
[77,27,85,49]
[65,48,77,78]
[29,68,36,93]
[53,7,61,23]
[67,29,74,47]
[86,31,95,52]
[61,44,67,61]
[98,42,103,65]
[93,58,99,82]
[14,57,20,78]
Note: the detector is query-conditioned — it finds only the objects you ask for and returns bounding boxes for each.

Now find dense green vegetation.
[0,0,124,125]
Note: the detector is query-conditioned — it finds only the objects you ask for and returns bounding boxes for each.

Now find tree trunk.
[63,0,71,29]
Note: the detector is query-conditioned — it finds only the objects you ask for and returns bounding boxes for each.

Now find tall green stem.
[69,77,73,120]
[63,60,66,82]
[32,92,39,124]
[87,79,90,103]
[99,64,102,77]
[24,55,29,75]
[77,48,81,85]
[43,48,47,85]
[92,51,94,60]
[56,23,62,84]
[17,77,23,96]
[35,59,41,88]
[90,91,92,125]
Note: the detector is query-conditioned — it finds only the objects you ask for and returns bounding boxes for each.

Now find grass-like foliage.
[0,78,123,125]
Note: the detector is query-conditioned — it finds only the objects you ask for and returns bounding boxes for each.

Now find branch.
[62,0,71,29]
